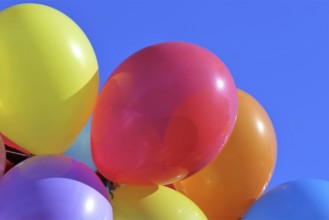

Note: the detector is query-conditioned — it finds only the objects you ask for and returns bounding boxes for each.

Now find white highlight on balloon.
[216,79,225,90]
[257,120,265,134]
[71,43,83,60]
[85,197,95,213]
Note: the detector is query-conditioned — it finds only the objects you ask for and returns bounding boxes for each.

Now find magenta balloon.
[1,155,107,198]
[0,178,112,219]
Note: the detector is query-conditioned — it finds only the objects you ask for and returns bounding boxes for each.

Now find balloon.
[92,42,238,185]
[243,179,329,219]
[65,119,96,170]
[110,185,207,220]
[2,133,32,166]
[0,133,30,155]
[174,89,277,220]
[0,4,98,155]
[165,184,176,190]
[1,154,107,198]
[0,136,5,175]
[0,178,113,220]
[4,160,14,173]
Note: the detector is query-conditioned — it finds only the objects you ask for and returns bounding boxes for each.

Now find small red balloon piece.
[0,136,5,175]
[92,42,238,185]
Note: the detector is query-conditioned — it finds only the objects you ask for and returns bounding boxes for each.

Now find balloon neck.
[96,171,118,199]
[5,144,33,166]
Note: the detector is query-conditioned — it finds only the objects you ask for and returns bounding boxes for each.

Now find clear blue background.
[1,0,328,189]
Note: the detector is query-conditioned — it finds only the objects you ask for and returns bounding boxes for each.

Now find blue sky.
[1,0,329,189]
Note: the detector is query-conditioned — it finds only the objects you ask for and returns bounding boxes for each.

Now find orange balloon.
[174,89,277,220]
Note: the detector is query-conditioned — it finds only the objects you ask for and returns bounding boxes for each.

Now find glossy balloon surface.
[92,42,237,184]
[175,89,277,219]
[1,155,107,198]
[243,179,329,220]
[110,185,207,220]
[0,4,98,154]
[0,178,113,220]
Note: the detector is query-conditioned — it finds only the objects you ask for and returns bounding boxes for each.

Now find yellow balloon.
[0,4,98,154]
[110,185,207,220]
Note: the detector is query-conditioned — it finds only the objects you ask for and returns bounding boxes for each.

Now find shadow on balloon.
[110,184,206,220]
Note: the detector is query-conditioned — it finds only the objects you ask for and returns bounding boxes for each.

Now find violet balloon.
[0,178,112,220]
[0,155,107,198]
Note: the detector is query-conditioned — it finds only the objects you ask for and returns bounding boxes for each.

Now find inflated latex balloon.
[243,179,329,219]
[0,4,99,155]
[174,89,277,220]
[92,42,238,185]
[0,133,30,155]
[1,155,107,198]
[110,185,207,220]
[0,178,113,220]
[165,184,176,190]
[4,160,14,173]
[65,119,96,170]
[0,136,5,175]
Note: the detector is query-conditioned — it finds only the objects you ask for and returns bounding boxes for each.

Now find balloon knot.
[96,171,117,199]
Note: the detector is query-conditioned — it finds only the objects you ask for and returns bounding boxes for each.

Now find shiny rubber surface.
[92,42,238,184]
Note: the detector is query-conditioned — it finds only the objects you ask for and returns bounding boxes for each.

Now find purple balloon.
[0,178,112,219]
[0,155,107,198]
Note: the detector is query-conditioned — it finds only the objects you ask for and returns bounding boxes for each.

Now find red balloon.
[0,133,30,154]
[165,184,177,190]
[5,160,14,173]
[92,42,238,185]
[0,136,5,175]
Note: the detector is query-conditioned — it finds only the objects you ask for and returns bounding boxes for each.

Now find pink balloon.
[92,42,238,185]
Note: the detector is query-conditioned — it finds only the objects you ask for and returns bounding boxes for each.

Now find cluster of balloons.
[1,3,329,220]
